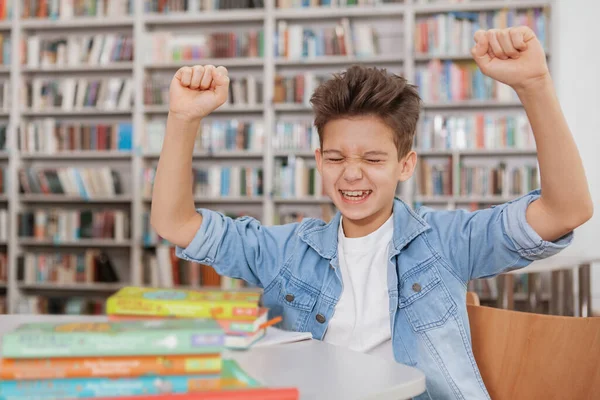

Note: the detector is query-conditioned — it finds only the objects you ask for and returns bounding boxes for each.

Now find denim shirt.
[177,189,572,399]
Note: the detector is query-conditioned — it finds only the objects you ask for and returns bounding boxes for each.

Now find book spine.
[221,320,255,333]
[2,331,224,358]
[106,298,258,320]
[0,354,222,380]
[0,374,222,400]
[93,387,301,400]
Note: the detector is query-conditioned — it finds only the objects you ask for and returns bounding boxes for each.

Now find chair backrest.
[466,291,480,306]
[467,304,600,400]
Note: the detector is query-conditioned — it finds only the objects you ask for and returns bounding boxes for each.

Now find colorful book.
[218,308,269,334]
[0,360,258,400]
[1,319,224,359]
[108,308,270,335]
[93,387,300,399]
[106,287,261,320]
[0,354,222,380]
[225,329,266,350]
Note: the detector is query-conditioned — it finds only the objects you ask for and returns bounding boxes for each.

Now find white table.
[0,315,426,400]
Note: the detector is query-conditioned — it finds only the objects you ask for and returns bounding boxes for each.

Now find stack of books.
[105,287,274,350]
[0,319,265,399]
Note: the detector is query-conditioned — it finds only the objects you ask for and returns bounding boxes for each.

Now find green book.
[2,319,224,359]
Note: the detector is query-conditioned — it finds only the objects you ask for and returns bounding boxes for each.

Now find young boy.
[151,27,593,399]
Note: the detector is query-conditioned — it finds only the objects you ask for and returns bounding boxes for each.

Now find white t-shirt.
[322,215,396,362]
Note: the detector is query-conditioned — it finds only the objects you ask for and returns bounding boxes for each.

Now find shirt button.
[285,294,295,302]
[316,314,326,324]
[412,283,422,293]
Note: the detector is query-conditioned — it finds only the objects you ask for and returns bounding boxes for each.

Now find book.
[414,8,548,55]
[93,387,300,400]
[225,328,266,350]
[148,31,264,63]
[274,156,324,198]
[1,319,225,358]
[145,74,263,108]
[15,296,105,315]
[19,120,133,153]
[142,166,264,200]
[22,0,131,18]
[109,308,269,335]
[106,287,261,320]
[18,208,129,241]
[0,360,257,400]
[145,119,264,154]
[219,308,269,334]
[19,250,119,285]
[0,354,222,380]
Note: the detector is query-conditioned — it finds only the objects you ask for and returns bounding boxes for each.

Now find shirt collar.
[298,197,431,260]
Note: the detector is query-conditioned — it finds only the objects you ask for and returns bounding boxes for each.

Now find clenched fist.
[471,26,549,91]
[169,64,230,122]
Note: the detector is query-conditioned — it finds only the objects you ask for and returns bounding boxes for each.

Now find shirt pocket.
[278,273,319,331]
[398,258,456,332]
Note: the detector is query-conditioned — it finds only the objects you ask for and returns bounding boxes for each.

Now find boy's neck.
[341,205,394,238]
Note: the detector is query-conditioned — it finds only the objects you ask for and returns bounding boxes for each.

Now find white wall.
[551,0,600,314]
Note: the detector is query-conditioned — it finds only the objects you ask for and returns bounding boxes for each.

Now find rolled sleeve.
[175,208,300,288]
[176,208,224,265]
[503,189,574,261]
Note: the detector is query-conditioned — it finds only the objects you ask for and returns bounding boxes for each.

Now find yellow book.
[106,287,261,320]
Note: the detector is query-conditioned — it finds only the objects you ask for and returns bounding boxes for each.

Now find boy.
[151,27,592,399]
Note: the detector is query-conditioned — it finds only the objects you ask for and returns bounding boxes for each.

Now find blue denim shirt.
[177,189,572,399]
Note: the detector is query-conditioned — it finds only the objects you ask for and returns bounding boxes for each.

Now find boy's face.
[315,116,416,234]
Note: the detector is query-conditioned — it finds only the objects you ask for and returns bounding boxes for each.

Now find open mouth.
[339,190,373,202]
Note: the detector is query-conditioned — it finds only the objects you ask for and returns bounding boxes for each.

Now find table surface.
[0,315,426,400]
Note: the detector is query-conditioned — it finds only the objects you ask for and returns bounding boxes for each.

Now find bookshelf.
[0,0,554,314]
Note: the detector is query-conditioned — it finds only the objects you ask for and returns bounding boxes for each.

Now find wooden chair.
[466,291,480,306]
[466,292,600,400]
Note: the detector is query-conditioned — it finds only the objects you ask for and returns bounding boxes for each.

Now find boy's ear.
[398,150,417,182]
[315,148,323,175]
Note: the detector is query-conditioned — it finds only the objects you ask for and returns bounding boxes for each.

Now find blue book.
[117,123,133,151]
[0,374,219,399]
[0,360,258,400]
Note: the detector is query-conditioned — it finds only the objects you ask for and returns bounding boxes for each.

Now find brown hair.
[310,65,421,159]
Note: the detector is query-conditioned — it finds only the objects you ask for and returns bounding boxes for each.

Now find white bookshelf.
[274,54,406,66]
[19,195,133,203]
[21,109,133,117]
[19,16,135,29]
[22,63,135,73]
[18,238,132,247]
[412,0,550,13]
[0,0,554,313]
[274,3,405,19]
[144,9,266,24]
[145,58,264,69]
[17,282,125,292]
[20,151,133,160]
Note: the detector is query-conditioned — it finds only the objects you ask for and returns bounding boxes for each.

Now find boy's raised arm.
[150,65,230,248]
[471,27,593,242]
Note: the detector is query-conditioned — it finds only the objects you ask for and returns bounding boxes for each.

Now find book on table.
[106,286,262,320]
[0,318,297,399]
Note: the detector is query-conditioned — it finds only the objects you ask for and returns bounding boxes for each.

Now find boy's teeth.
[341,190,371,198]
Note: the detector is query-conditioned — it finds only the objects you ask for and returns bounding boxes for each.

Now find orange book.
[0,354,222,380]
[94,387,299,400]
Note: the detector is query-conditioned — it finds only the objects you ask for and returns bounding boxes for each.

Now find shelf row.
[0,100,526,118]
[0,1,552,29]
[0,193,535,204]
[0,148,538,161]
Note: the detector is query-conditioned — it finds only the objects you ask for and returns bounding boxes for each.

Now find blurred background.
[0,0,598,317]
